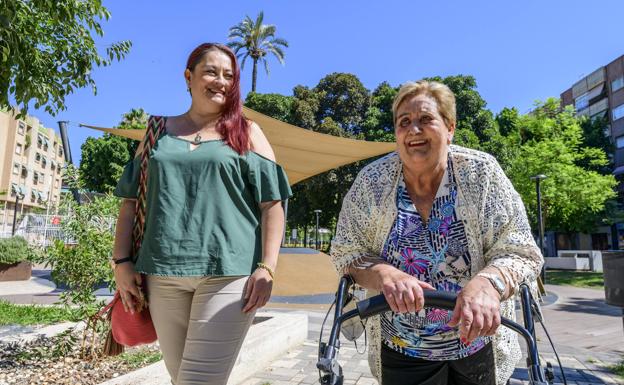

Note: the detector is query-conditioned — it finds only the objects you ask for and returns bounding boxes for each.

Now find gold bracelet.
[256,262,275,279]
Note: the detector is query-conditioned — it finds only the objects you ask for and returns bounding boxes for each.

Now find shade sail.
[80,106,396,185]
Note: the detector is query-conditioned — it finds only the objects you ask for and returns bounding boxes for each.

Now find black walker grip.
[356,290,458,319]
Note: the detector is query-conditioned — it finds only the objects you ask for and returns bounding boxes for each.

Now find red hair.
[186,43,249,154]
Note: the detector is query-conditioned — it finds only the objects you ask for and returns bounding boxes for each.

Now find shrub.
[44,194,120,319]
[0,236,37,265]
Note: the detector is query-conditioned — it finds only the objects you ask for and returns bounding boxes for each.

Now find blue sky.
[24,1,624,164]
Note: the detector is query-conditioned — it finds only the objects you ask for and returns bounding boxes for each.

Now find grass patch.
[610,360,624,379]
[116,348,162,369]
[545,270,603,289]
[0,300,80,326]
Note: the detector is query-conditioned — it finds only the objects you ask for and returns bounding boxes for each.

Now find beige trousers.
[146,275,255,385]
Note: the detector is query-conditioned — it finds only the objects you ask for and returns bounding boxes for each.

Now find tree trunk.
[252,59,258,92]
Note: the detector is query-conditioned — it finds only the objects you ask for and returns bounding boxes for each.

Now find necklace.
[184,113,219,145]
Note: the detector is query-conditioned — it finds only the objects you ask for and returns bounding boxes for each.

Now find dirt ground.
[271,252,340,296]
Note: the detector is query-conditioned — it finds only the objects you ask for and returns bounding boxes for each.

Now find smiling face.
[394,93,455,172]
[185,48,234,114]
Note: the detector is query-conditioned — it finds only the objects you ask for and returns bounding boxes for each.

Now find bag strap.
[131,116,167,259]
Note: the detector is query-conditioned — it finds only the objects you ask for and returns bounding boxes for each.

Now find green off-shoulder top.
[114,132,292,277]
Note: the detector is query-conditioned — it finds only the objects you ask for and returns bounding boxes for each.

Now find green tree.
[291,85,320,129]
[578,114,614,175]
[244,92,294,123]
[362,81,397,142]
[506,100,617,233]
[79,109,147,193]
[117,108,149,156]
[42,194,119,319]
[314,73,370,133]
[0,0,131,116]
[227,11,288,92]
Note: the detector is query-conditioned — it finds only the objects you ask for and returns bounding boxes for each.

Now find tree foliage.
[41,194,120,319]
[0,236,38,264]
[79,108,147,193]
[227,11,288,92]
[505,100,617,233]
[246,75,617,239]
[0,0,132,116]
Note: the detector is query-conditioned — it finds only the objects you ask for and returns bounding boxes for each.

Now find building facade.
[0,109,66,235]
[560,54,624,249]
[561,54,624,181]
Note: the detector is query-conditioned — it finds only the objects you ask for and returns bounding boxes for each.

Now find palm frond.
[239,52,251,69]
[271,37,289,48]
[254,11,264,30]
[262,58,270,76]
[227,41,245,54]
[268,45,286,64]
[259,24,277,38]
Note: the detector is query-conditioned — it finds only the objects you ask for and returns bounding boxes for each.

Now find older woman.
[111,43,291,385]
[331,80,543,385]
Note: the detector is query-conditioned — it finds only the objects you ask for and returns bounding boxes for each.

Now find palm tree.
[227,12,288,92]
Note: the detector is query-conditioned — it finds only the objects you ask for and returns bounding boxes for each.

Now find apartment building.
[0,109,66,234]
[561,55,624,182]
[560,54,624,249]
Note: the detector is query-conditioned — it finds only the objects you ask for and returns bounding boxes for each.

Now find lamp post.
[530,174,548,282]
[12,191,25,236]
[314,209,322,250]
[57,121,81,204]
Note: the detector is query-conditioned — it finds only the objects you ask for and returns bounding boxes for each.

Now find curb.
[98,311,308,385]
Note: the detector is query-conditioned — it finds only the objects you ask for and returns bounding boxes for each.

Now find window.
[612,76,624,93]
[575,92,589,111]
[58,147,63,157]
[17,122,25,135]
[15,143,22,155]
[12,163,19,175]
[617,135,624,149]
[614,104,624,121]
[37,134,43,149]
[33,171,39,185]
[21,165,28,178]
[31,189,37,202]
[41,156,47,169]
[35,152,41,162]
[55,179,60,189]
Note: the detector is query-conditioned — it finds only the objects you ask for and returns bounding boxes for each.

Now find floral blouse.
[380,158,490,360]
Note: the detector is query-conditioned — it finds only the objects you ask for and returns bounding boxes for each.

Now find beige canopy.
[80,107,395,185]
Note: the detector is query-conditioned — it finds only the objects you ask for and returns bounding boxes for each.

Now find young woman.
[111,43,291,385]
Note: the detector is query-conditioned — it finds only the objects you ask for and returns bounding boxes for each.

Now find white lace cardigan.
[330,145,544,385]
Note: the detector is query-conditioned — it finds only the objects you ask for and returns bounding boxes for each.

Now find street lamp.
[314,209,322,250]
[12,190,25,236]
[530,174,548,282]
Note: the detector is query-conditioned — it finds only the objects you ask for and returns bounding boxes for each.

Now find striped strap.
[131,116,166,260]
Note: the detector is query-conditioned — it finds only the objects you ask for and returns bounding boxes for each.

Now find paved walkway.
[246,284,623,385]
[1,269,622,384]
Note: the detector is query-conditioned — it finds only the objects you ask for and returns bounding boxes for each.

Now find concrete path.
[245,284,624,385]
[1,268,622,384]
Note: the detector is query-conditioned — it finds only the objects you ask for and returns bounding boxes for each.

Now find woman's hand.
[242,267,274,313]
[376,264,435,313]
[448,276,501,344]
[114,263,143,314]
